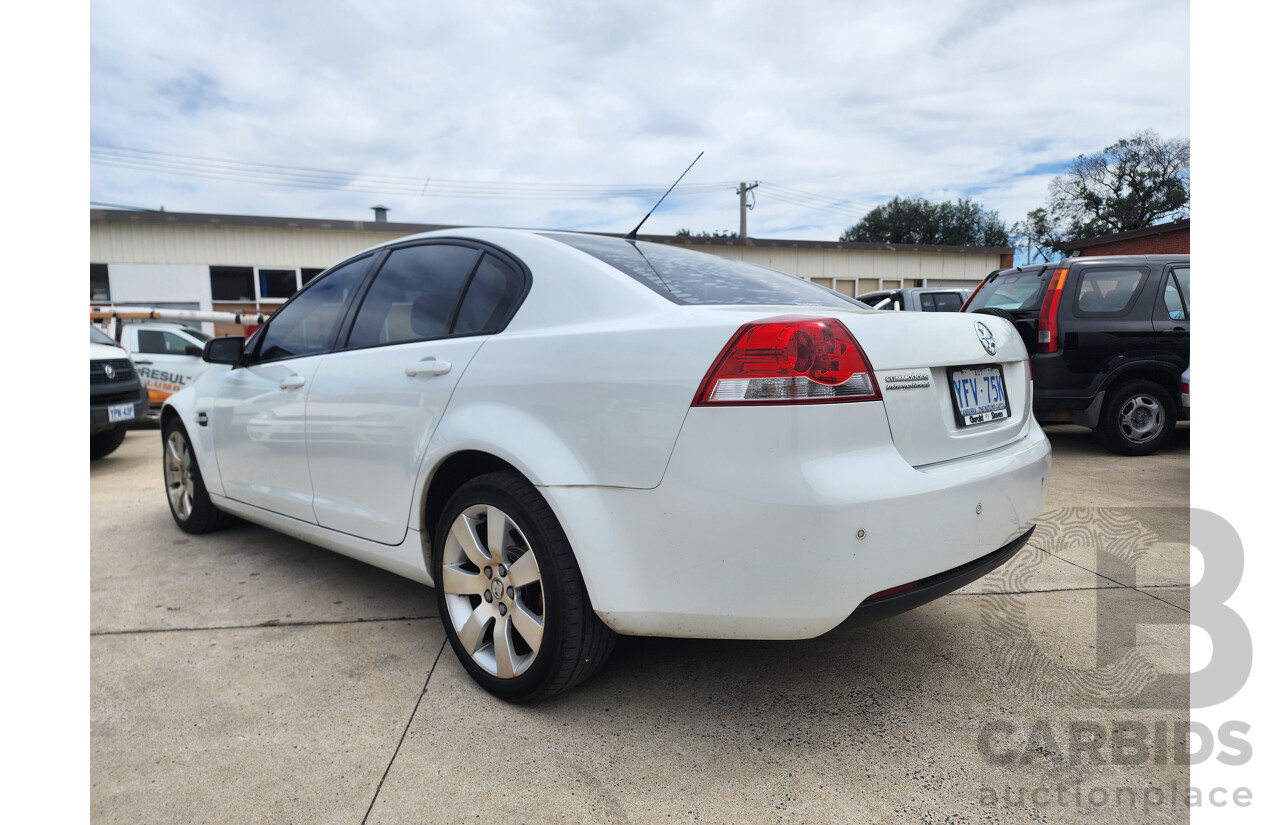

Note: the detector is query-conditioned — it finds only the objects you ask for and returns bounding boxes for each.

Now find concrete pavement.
[91,423,1190,824]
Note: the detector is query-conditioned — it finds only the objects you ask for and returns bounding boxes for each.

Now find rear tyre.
[90,425,129,460]
[163,418,235,533]
[1097,380,1175,456]
[433,471,615,703]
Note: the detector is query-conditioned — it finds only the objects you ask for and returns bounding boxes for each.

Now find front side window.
[346,244,481,349]
[1074,267,1145,315]
[256,256,372,362]
[138,330,199,355]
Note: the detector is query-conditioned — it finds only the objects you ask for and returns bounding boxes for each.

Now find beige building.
[91,209,1012,333]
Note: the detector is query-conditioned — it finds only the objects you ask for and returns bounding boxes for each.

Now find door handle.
[405,359,452,377]
[278,375,306,390]
[134,359,153,365]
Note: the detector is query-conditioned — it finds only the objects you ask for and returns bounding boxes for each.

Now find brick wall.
[1076,227,1190,256]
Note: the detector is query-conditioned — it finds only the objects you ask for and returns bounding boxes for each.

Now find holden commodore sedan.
[161,229,1050,702]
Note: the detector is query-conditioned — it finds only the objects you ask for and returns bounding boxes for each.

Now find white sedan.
[161,228,1050,702]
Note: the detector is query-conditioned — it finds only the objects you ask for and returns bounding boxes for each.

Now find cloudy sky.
[90,0,1189,243]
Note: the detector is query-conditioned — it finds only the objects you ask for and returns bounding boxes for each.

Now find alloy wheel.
[164,430,196,521]
[440,505,546,679]
[1118,393,1164,445]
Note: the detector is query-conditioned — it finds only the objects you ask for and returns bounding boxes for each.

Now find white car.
[161,229,1051,701]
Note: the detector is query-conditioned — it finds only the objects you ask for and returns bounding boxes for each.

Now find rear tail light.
[693,316,881,405]
[1036,267,1069,353]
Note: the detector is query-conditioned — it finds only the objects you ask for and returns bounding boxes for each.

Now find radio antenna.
[625,151,704,240]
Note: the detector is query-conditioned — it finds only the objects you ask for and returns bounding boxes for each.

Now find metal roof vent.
[371,205,389,223]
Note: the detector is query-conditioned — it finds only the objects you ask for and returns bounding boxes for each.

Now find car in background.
[90,325,148,459]
[115,322,214,415]
[161,229,1049,701]
[856,286,972,312]
[963,254,1189,455]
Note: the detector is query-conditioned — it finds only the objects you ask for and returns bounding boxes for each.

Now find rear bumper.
[840,526,1034,628]
[541,402,1051,640]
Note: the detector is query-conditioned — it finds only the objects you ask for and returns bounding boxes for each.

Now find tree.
[840,196,1010,247]
[1021,130,1189,256]
[676,228,739,238]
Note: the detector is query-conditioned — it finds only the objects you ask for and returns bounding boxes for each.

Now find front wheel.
[1096,380,1175,456]
[433,472,615,703]
[163,418,235,533]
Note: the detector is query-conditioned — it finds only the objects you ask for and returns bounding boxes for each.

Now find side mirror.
[184,344,205,357]
[203,336,245,365]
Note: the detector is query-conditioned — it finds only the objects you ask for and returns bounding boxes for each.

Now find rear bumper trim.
[839,526,1035,628]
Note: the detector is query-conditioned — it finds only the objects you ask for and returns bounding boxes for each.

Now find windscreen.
[90,325,117,346]
[543,233,862,308]
[967,269,1050,312]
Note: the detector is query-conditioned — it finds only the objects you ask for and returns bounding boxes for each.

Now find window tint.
[347,244,481,349]
[544,233,860,307]
[257,257,372,362]
[1162,278,1186,320]
[90,325,116,346]
[453,255,523,335]
[1172,266,1190,314]
[920,293,936,312]
[210,266,255,301]
[968,270,1048,312]
[138,330,198,355]
[259,268,299,300]
[1075,267,1144,315]
[931,292,963,312]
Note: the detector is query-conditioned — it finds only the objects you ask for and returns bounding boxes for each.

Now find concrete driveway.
[91,424,1190,824]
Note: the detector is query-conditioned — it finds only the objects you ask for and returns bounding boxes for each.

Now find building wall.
[1074,227,1190,257]
[91,219,1006,311]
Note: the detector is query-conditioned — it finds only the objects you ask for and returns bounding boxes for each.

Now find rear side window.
[544,233,860,308]
[347,244,481,348]
[453,255,524,335]
[967,270,1048,312]
[923,292,963,312]
[1074,267,1145,315]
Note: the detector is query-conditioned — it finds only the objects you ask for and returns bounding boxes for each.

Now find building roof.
[90,208,1013,256]
[1066,218,1190,251]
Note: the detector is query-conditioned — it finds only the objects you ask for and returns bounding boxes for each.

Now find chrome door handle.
[405,359,452,377]
[134,359,153,365]
[278,375,306,390]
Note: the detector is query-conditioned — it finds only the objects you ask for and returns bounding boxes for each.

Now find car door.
[1151,262,1190,369]
[211,255,374,522]
[132,328,208,404]
[306,242,527,545]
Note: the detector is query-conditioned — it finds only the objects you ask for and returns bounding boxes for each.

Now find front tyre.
[1097,379,1175,456]
[162,418,234,533]
[434,472,615,703]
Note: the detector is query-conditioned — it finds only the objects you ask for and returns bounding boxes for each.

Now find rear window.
[968,270,1049,312]
[543,233,861,308]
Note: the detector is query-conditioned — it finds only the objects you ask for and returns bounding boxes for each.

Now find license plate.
[108,402,134,423]
[948,366,1009,427]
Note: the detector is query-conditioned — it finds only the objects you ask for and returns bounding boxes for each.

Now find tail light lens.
[693,317,881,405]
[1036,267,1068,353]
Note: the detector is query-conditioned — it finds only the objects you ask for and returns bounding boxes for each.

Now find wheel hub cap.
[440,504,546,679]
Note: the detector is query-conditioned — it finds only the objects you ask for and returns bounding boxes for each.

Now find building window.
[259,268,300,300]
[301,268,324,285]
[91,263,110,301]
[210,266,255,301]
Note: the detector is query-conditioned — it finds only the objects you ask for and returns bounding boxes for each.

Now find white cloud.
[90,0,1189,240]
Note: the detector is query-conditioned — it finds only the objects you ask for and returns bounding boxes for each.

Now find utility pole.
[737,181,758,242]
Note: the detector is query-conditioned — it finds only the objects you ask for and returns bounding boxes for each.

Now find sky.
[89,0,1189,242]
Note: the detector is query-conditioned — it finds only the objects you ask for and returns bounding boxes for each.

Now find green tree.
[676,228,739,238]
[841,196,1010,246]
[1021,130,1189,255]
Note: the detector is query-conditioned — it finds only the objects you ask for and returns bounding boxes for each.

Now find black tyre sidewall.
[433,473,575,703]
[1100,380,1174,456]
[162,418,225,532]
